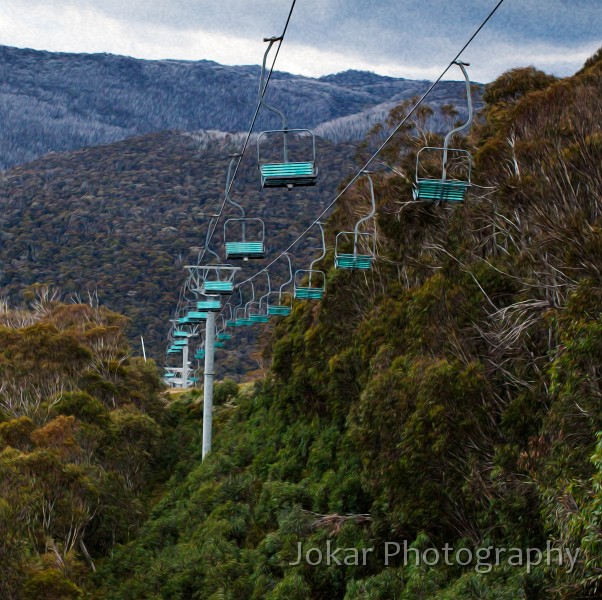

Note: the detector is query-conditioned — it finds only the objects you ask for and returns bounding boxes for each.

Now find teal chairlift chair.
[294,222,327,300]
[413,61,474,204]
[268,253,293,316]
[257,37,317,190]
[335,172,377,270]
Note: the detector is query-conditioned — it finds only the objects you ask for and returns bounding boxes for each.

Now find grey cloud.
[28,0,602,46]
[6,0,602,80]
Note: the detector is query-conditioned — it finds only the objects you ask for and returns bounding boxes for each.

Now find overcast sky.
[0,0,600,82]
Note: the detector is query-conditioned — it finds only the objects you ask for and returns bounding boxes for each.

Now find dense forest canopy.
[0,48,600,599]
[0,131,357,372]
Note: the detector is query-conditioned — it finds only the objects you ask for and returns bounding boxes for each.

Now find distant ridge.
[319,69,404,84]
[0,45,477,169]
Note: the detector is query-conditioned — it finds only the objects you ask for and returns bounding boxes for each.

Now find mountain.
[0,45,478,170]
[0,49,600,600]
[0,128,358,368]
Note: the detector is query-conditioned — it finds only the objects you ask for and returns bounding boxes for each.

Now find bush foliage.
[2,52,601,598]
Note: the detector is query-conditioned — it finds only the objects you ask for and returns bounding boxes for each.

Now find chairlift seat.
[260,162,317,188]
[249,314,269,324]
[195,351,205,360]
[268,305,292,316]
[225,241,265,260]
[174,331,189,338]
[202,281,235,295]
[197,299,221,312]
[335,254,374,270]
[294,287,324,300]
[217,333,232,341]
[214,341,226,349]
[414,178,470,203]
[187,311,209,322]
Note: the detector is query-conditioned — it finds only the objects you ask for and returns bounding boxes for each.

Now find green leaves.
[0,300,172,598]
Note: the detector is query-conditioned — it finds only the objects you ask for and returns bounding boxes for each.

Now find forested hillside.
[0,293,182,599]
[88,51,602,598]
[0,130,356,367]
[0,45,476,169]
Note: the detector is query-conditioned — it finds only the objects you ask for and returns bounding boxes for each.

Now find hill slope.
[0,129,357,366]
[91,53,602,599]
[0,45,476,169]
[0,298,177,600]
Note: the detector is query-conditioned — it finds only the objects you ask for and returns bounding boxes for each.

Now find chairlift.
[224,218,266,260]
[202,269,237,294]
[249,302,269,324]
[294,223,327,300]
[203,278,236,295]
[193,335,205,358]
[187,311,209,323]
[231,286,253,326]
[294,270,326,299]
[215,316,232,341]
[241,282,259,325]
[190,219,240,294]
[223,154,266,259]
[258,129,318,189]
[248,301,262,324]
[224,305,238,328]
[250,272,270,323]
[235,307,253,327]
[268,292,292,315]
[257,38,317,190]
[229,291,246,326]
[268,253,293,316]
[335,172,377,270]
[413,61,474,203]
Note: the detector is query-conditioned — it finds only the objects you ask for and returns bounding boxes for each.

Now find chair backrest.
[294,269,326,294]
[335,231,376,259]
[415,146,473,184]
[224,217,266,244]
[267,290,293,309]
[257,128,316,165]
